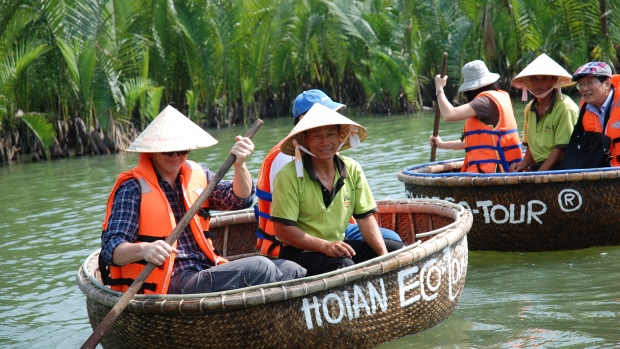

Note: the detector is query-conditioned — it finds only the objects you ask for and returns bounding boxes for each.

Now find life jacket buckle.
[198,208,211,220]
[605,148,612,162]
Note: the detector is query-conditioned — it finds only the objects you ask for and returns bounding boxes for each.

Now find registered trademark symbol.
[558,189,582,212]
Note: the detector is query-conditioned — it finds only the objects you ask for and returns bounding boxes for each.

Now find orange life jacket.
[580,75,620,167]
[254,141,284,257]
[461,90,523,173]
[101,153,227,294]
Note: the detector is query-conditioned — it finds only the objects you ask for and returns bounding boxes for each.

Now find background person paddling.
[100,106,305,296]
[509,53,579,172]
[429,60,523,173]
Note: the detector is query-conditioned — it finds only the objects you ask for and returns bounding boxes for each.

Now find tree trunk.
[90,129,109,155]
[87,131,100,155]
[49,137,68,160]
[3,130,19,162]
[57,119,69,148]
[75,117,88,156]
[12,130,20,160]
[31,138,42,162]
[0,137,6,163]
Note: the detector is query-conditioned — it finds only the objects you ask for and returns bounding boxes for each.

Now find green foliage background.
[0,0,619,158]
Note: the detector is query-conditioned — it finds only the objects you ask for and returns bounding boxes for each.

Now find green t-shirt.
[271,155,377,242]
[522,93,579,163]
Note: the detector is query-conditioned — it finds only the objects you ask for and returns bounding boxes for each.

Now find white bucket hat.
[127,105,218,152]
[280,103,367,177]
[511,53,574,101]
[458,60,500,92]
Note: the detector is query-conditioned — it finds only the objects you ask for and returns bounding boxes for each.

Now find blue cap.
[292,89,345,119]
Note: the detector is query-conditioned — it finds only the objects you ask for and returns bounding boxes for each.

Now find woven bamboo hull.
[77,199,471,349]
[398,159,620,252]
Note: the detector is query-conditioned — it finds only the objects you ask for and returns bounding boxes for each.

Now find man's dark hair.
[294,115,303,126]
[463,82,499,102]
[597,76,610,83]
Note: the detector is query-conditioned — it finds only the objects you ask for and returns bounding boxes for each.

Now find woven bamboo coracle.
[398,159,620,251]
[76,199,471,349]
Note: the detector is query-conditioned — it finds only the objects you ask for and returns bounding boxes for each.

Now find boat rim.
[80,198,469,300]
[401,157,620,178]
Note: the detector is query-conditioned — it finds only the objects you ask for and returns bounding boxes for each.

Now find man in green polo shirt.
[510,53,579,171]
[270,103,405,276]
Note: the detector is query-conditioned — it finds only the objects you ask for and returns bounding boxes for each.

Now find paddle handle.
[81,119,264,349]
[430,52,448,162]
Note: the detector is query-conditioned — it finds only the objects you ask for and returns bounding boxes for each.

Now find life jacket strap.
[99,253,113,285]
[204,231,217,239]
[255,228,281,257]
[106,278,158,293]
[256,189,272,202]
[464,144,521,152]
[98,254,159,293]
[255,227,278,242]
[463,128,518,137]
[253,203,271,220]
[267,241,281,256]
[137,235,166,243]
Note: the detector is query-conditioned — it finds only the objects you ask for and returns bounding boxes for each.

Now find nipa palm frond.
[20,112,56,157]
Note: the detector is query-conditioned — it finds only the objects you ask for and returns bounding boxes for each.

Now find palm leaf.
[0,0,27,39]
[55,38,80,86]
[322,0,377,46]
[122,76,152,115]
[77,39,96,113]
[145,86,163,121]
[20,112,56,158]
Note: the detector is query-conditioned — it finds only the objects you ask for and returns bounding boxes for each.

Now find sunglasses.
[161,150,190,156]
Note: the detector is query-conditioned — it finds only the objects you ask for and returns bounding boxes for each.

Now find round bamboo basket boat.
[77,199,471,349]
[398,158,620,252]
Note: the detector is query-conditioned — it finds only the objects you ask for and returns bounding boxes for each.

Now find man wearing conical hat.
[270,103,405,276]
[254,90,401,258]
[100,106,306,295]
[509,53,579,172]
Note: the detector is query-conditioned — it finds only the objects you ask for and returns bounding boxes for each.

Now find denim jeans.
[168,256,306,294]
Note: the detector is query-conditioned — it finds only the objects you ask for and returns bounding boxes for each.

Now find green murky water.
[1,105,619,348]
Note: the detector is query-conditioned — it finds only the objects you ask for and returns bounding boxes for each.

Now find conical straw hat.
[279,103,367,156]
[127,105,218,152]
[511,53,575,90]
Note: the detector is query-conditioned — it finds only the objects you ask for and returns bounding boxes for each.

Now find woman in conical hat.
[100,106,306,295]
[430,60,523,173]
[509,53,579,172]
[270,103,406,277]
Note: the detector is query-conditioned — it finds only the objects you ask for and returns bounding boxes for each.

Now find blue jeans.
[168,256,306,294]
[344,223,402,242]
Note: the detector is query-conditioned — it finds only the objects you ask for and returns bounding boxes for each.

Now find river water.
[1,105,619,348]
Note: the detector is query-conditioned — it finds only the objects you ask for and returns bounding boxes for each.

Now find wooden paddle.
[430,52,448,162]
[81,119,264,349]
